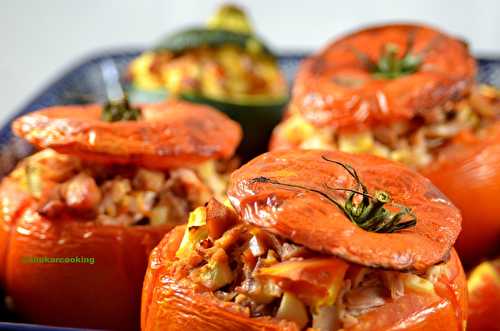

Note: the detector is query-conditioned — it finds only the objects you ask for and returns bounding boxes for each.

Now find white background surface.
[1,0,499,126]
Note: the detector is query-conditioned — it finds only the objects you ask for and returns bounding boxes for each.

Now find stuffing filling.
[129,45,287,103]
[278,85,499,168]
[168,201,449,330]
[8,149,235,226]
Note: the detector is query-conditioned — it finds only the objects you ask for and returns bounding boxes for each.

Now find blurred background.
[1,0,499,125]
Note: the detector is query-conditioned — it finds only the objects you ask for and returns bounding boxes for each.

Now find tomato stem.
[101,94,141,122]
[351,29,424,79]
[250,156,416,233]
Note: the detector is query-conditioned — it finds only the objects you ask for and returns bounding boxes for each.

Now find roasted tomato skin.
[0,178,31,286]
[270,23,497,268]
[289,24,475,130]
[141,225,467,331]
[467,259,500,331]
[12,100,242,170]
[422,124,500,267]
[0,184,171,330]
[1,99,241,329]
[344,250,467,331]
[141,225,300,331]
[228,150,461,272]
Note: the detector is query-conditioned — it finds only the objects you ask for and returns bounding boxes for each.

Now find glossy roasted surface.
[12,99,242,169]
[228,150,461,271]
[0,173,170,330]
[1,97,240,329]
[422,122,500,267]
[290,24,476,131]
[141,223,467,331]
[467,259,500,331]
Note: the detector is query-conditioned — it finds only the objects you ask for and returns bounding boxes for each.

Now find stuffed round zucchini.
[142,150,466,331]
[129,4,288,159]
[0,99,241,330]
[270,23,500,266]
[466,258,500,331]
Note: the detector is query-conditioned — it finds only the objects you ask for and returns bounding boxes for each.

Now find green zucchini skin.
[130,26,286,160]
[180,93,288,161]
[154,28,273,56]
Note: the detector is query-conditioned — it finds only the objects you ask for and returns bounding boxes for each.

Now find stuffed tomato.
[466,258,500,331]
[142,150,466,331]
[270,23,499,266]
[0,99,241,330]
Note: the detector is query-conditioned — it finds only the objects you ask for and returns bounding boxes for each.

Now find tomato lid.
[13,99,242,169]
[291,24,476,131]
[228,149,461,271]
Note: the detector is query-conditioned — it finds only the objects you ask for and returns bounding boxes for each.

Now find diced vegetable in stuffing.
[176,207,208,259]
[192,249,234,290]
[279,85,500,169]
[130,45,287,103]
[276,292,309,329]
[403,273,436,295]
[9,149,233,227]
[170,203,445,330]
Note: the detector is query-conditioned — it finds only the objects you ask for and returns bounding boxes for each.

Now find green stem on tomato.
[250,156,416,233]
[351,29,428,79]
[101,94,141,122]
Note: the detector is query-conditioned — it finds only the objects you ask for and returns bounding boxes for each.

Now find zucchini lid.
[154,4,273,57]
[181,91,288,108]
[154,27,274,57]
[227,149,461,272]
